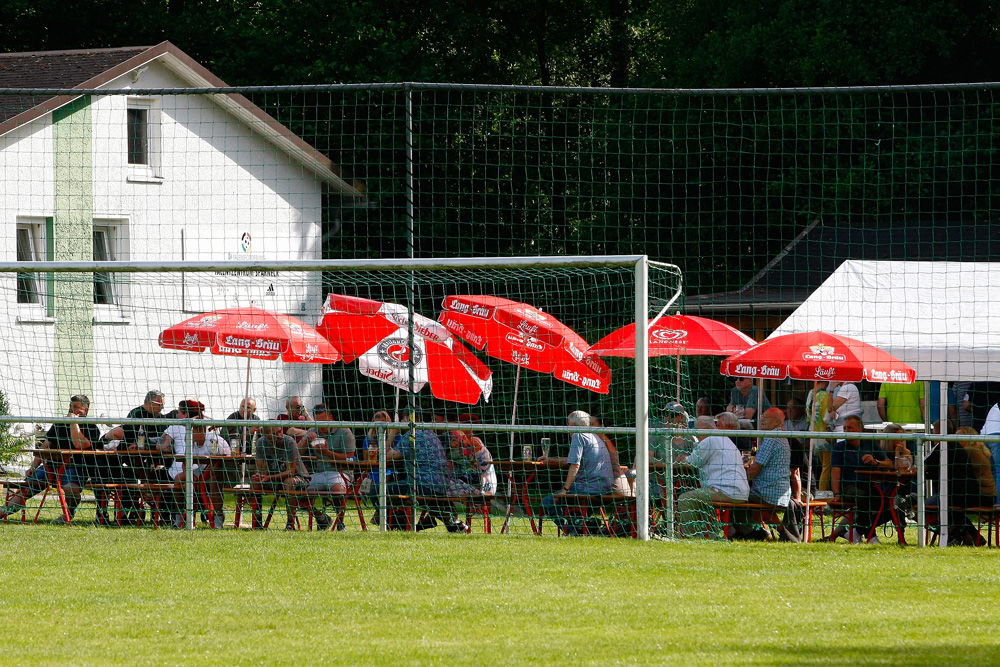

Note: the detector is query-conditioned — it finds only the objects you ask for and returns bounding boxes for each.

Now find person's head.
[785,396,804,420]
[663,401,688,425]
[567,410,591,427]
[715,412,739,431]
[883,422,904,450]
[956,426,981,449]
[843,414,864,435]
[591,414,610,428]
[261,423,284,440]
[695,415,715,430]
[372,410,390,423]
[69,394,90,417]
[178,399,205,419]
[285,395,306,418]
[762,407,785,430]
[734,376,753,395]
[238,397,257,418]
[143,390,165,415]
[695,397,712,417]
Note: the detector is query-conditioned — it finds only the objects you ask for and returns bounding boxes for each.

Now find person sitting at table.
[591,414,629,497]
[448,428,497,497]
[170,418,232,529]
[676,415,748,539]
[925,425,995,546]
[101,389,167,525]
[157,400,226,528]
[298,404,356,531]
[277,395,311,439]
[250,423,310,530]
[222,397,260,455]
[695,398,713,417]
[540,410,615,536]
[0,395,99,524]
[727,377,770,422]
[385,425,472,533]
[733,407,792,540]
[830,414,891,544]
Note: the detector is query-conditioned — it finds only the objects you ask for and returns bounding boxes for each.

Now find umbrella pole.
[393,387,401,422]
[676,352,681,402]
[805,381,819,541]
[506,366,522,501]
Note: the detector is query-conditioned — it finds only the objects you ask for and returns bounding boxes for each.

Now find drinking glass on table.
[733,406,745,419]
[540,438,551,459]
[895,454,913,473]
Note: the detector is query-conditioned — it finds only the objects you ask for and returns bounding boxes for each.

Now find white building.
[0,42,363,422]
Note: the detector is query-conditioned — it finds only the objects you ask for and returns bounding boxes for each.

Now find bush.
[0,389,24,473]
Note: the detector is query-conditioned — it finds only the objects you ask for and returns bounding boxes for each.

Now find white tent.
[771,259,1000,547]
[770,260,1000,381]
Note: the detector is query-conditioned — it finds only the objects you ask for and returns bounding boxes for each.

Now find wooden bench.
[925,506,1000,547]
[709,500,827,541]
[87,482,179,527]
[553,493,634,537]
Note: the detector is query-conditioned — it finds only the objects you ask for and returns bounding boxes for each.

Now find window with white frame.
[126,98,161,179]
[93,225,119,305]
[16,223,45,305]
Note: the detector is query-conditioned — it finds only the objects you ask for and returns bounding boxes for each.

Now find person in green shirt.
[877,382,924,425]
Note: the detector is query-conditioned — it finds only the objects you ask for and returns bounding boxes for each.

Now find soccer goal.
[0,255,694,537]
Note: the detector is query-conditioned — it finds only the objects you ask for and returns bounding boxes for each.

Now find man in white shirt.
[676,413,749,539]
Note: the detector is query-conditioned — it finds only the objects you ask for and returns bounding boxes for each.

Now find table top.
[857,467,917,480]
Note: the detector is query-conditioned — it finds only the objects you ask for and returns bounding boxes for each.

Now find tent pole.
[939,381,949,548]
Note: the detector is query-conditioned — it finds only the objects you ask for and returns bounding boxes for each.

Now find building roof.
[685,219,1000,314]
[0,42,362,198]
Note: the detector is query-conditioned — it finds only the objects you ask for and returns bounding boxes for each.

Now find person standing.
[877,381,924,425]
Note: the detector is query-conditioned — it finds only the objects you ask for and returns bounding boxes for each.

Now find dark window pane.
[127,108,148,165]
[16,227,38,304]
[93,229,115,304]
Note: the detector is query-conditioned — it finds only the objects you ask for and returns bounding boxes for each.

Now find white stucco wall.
[1,59,328,424]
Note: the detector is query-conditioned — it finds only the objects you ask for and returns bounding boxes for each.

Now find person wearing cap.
[277,395,311,439]
[158,400,229,528]
[298,404,356,531]
[251,423,310,530]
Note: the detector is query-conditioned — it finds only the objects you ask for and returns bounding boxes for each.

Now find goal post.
[0,255,682,538]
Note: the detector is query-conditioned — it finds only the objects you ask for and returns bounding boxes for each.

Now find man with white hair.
[676,413,749,539]
[540,410,614,535]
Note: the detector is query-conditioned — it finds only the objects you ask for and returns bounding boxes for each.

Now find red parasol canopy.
[316,294,493,405]
[439,295,610,394]
[159,306,340,363]
[719,331,915,384]
[586,315,757,358]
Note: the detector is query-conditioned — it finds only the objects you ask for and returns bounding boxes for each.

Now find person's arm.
[599,434,623,479]
[744,406,756,421]
[861,450,892,469]
[251,458,268,483]
[104,426,125,442]
[555,464,580,496]
[157,432,174,455]
[746,461,762,481]
[877,397,888,422]
[828,395,847,415]
[70,422,92,450]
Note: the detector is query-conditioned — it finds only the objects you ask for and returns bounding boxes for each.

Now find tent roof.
[770,260,1000,381]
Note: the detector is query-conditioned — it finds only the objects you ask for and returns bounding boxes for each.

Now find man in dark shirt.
[222,397,260,454]
[831,414,891,543]
[101,390,167,523]
[250,423,310,530]
[0,395,99,524]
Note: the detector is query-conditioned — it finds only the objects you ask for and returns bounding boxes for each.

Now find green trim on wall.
[52,96,94,409]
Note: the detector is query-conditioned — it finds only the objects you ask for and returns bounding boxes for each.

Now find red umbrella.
[439,295,611,394]
[159,306,341,364]
[316,294,493,406]
[719,331,915,384]
[159,307,341,451]
[586,315,757,358]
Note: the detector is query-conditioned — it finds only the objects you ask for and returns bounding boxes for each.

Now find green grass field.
[1,527,998,666]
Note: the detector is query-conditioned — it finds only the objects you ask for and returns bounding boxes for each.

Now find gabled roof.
[685,219,1000,314]
[0,42,362,198]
